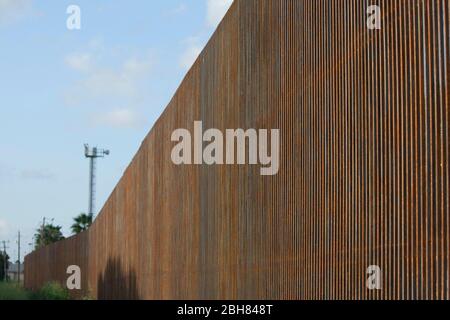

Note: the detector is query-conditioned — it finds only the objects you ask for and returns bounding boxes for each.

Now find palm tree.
[34,224,65,249]
[71,213,93,234]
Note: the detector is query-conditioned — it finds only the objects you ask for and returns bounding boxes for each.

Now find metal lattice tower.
[84,144,109,218]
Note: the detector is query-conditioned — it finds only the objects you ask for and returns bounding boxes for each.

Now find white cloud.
[66,54,153,100]
[172,3,187,15]
[93,108,143,129]
[80,69,137,98]
[20,169,55,181]
[64,47,155,129]
[65,53,92,73]
[122,57,153,78]
[81,58,151,99]
[0,219,8,237]
[206,0,233,28]
[179,44,202,71]
[0,0,33,24]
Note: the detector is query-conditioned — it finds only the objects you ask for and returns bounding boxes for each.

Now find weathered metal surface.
[25,0,449,300]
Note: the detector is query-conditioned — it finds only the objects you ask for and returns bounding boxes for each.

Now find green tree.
[71,213,93,234]
[0,252,9,281]
[34,223,65,249]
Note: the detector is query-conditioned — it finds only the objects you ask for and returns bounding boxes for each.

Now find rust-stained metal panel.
[24,0,449,300]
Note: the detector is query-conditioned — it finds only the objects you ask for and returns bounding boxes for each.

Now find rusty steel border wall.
[24,0,449,300]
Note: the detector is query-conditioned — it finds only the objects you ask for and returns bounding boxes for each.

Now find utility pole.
[38,217,56,249]
[84,144,109,219]
[39,217,46,249]
[17,231,20,283]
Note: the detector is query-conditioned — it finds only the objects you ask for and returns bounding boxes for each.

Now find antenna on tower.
[84,144,110,219]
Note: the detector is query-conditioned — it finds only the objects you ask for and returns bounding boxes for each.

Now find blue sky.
[0,0,233,260]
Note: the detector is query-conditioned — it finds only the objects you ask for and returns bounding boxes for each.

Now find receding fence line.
[25,0,449,300]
